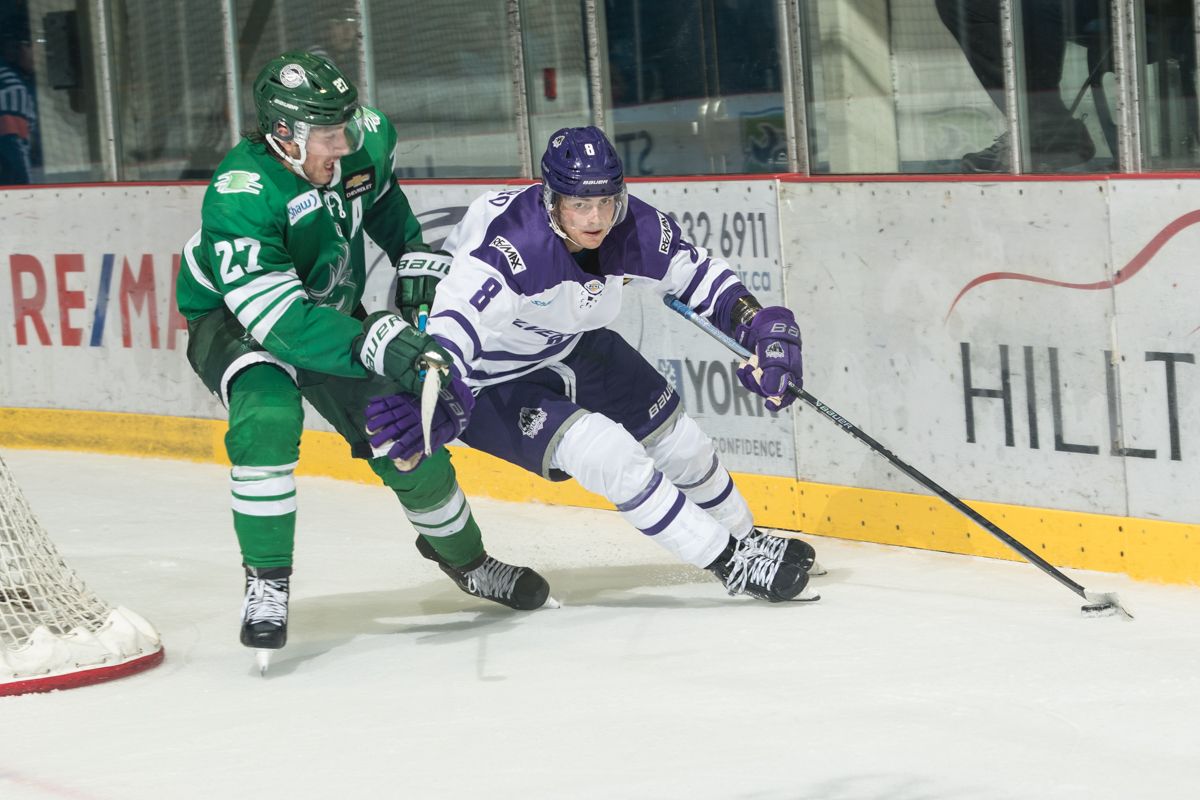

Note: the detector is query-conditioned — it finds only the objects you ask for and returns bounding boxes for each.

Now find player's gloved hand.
[354,311,452,396]
[734,306,802,411]
[365,372,475,469]
[394,251,452,325]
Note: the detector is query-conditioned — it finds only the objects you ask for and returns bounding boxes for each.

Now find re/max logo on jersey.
[489,235,526,274]
[655,211,673,254]
[287,190,320,226]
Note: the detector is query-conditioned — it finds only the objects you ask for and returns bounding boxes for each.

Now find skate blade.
[255,649,273,676]
[543,596,562,609]
[808,560,828,577]
[791,588,821,603]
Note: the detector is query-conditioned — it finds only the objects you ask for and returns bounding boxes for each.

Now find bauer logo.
[287,190,320,225]
[489,235,527,275]
[657,359,686,406]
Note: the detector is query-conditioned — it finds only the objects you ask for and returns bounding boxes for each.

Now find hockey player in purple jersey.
[367,126,817,602]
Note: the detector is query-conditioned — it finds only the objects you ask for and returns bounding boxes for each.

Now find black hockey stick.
[663,294,1132,619]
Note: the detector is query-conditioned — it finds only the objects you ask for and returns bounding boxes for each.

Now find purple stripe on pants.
[640,491,686,536]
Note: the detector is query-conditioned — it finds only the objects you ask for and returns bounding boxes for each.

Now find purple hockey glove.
[365,373,475,469]
[734,306,802,411]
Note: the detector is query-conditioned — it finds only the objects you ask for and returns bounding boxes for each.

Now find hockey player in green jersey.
[177,52,549,666]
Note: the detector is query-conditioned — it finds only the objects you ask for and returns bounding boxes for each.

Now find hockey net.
[0,454,163,696]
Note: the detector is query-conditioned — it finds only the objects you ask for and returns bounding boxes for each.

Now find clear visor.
[546,186,629,231]
[298,115,365,157]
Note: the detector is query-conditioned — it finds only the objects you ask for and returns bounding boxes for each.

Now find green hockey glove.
[394,251,452,325]
[354,311,452,395]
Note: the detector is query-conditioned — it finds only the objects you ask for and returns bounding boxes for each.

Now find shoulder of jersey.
[206,140,293,207]
[465,186,568,292]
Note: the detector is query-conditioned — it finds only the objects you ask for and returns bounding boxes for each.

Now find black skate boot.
[707,535,811,602]
[415,536,549,610]
[240,566,291,650]
[745,528,817,573]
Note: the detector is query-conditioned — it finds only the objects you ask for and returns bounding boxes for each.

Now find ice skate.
[745,528,822,574]
[240,566,291,675]
[415,536,550,610]
[707,534,817,603]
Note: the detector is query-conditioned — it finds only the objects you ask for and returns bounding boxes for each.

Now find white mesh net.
[0,454,162,695]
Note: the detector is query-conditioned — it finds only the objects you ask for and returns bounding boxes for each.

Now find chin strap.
[266,134,308,179]
[265,134,341,187]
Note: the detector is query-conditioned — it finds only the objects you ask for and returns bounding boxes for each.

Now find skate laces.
[722,536,781,596]
[464,558,522,601]
[243,576,289,625]
[746,529,788,562]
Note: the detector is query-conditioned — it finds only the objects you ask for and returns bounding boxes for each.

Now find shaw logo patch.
[343,167,375,200]
[490,235,526,274]
[655,211,673,254]
[287,190,321,225]
[215,170,263,195]
[519,407,548,438]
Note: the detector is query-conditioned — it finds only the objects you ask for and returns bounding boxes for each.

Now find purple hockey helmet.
[540,126,629,241]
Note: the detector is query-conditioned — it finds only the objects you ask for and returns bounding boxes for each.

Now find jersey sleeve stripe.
[431,309,483,359]
[676,258,714,306]
[228,284,303,333]
[691,269,738,317]
[246,290,304,342]
[224,270,303,309]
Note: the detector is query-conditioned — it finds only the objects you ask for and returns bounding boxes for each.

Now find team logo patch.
[519,407,548,438]
[287,189,321,225]
[343,166,375,200]
[489,235,526,274]
[279,64,306,88]
[579,278,605,309]
[552,135,565,148]
[214,170,263,195]
[765,342,786,359]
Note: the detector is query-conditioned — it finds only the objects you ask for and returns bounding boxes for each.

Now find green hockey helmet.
[253,52,364,176]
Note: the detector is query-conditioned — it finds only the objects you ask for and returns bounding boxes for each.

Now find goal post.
[1,454,163,696]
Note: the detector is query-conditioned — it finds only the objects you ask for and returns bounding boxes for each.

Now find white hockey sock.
[644,414,753,538]
[230,462,298,518]
[403,484,472,538]
[552,413,729,567]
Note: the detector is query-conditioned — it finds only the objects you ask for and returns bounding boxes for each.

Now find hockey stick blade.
[1081,590,1134,619]
[662,294,1130,619]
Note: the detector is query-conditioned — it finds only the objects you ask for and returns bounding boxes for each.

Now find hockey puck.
[1081,603,1118,617]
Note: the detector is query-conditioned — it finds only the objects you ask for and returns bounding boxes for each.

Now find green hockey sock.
[370,449,484,568]
[233,510,296,568]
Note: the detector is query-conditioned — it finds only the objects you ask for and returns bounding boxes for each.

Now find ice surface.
[1,449,1197,800]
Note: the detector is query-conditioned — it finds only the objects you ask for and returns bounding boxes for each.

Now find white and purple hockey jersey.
[428,184,747,388]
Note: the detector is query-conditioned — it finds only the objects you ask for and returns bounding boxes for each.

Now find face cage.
[542,184,628,244]
[266,113,365,185]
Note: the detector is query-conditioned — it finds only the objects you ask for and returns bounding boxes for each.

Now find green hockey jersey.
[177,106,425,378]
